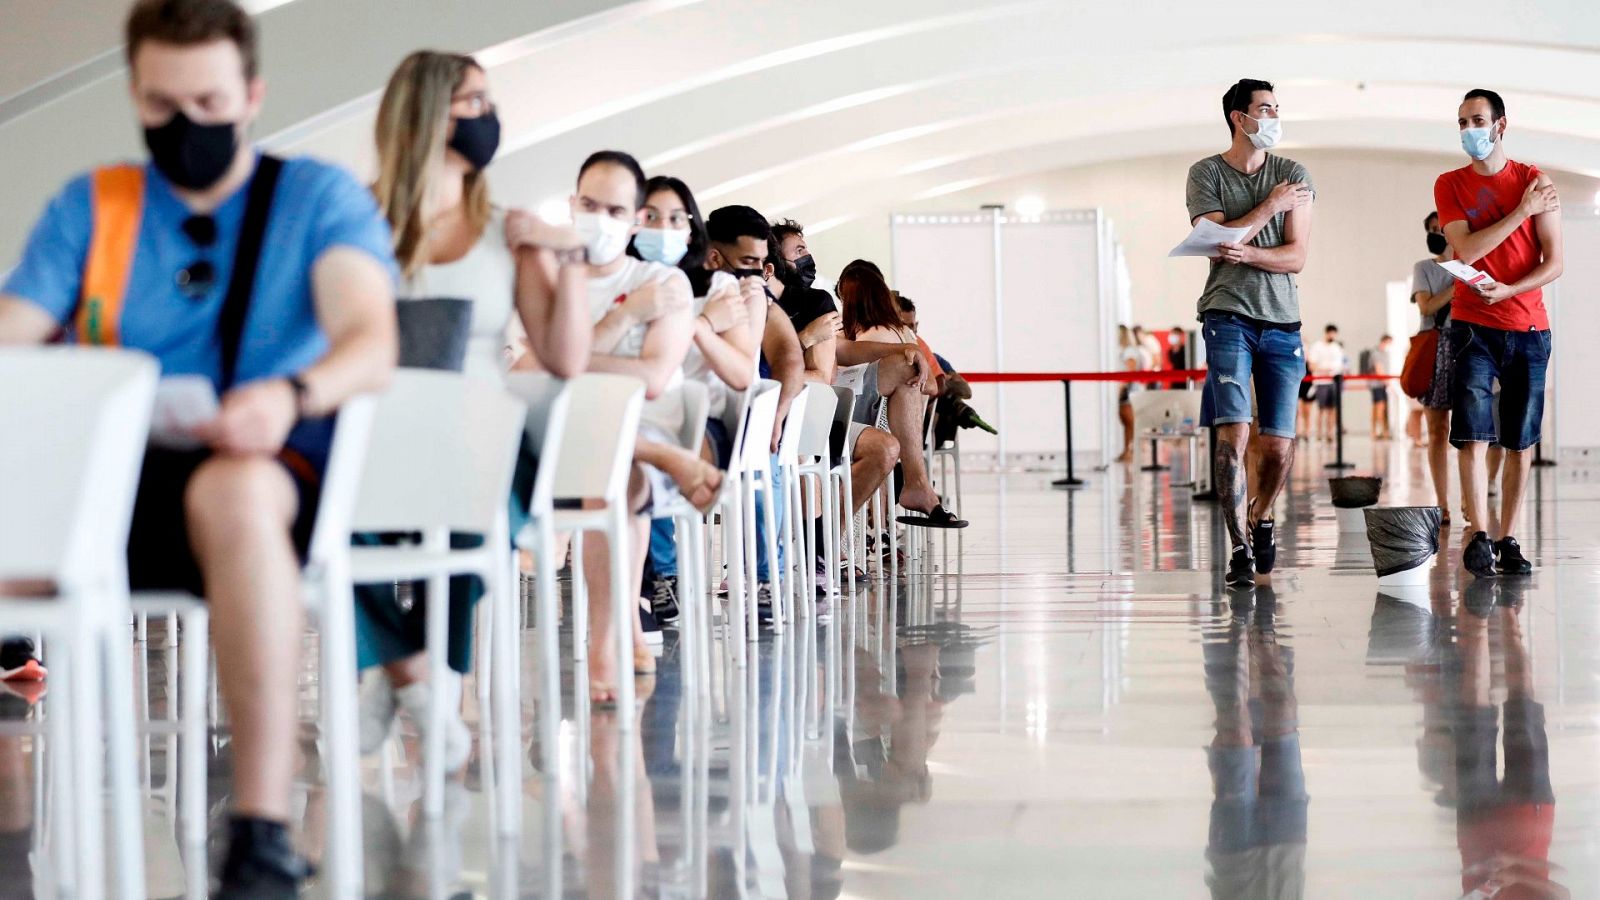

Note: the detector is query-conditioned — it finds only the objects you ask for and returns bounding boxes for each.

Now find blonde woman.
[355,51,591,770]
[1116,325,1141,463]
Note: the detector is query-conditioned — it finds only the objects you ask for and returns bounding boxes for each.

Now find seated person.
[0,1,397,892]
[835,261,966,529]
[895,294,994,449]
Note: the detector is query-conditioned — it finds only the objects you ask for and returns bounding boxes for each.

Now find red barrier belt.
[962,370,1397,385]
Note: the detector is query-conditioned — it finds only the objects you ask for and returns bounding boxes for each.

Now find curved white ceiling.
[4,0,1599,258]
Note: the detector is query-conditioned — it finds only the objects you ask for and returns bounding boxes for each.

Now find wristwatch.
[286,373,311,418]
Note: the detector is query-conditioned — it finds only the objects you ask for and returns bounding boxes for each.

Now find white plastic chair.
[130,391,379,899]
[511,373,645,723]
[0,347,157,900]
[345,369,526,819]
[771,387,811,631]
[789,384,840,619]
[725,381,784,643]
[639,382,715,678]
[830,387,863,595]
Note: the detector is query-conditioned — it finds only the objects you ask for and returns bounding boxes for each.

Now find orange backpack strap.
[76,165,145,346]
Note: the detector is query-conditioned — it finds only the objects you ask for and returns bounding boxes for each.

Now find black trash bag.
[1330,475,1383,508]
[1363,506,1442,577]
[397,297,473,371]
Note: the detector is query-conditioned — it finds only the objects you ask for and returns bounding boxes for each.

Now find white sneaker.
[395,672,472,774]
[358,671,398,755]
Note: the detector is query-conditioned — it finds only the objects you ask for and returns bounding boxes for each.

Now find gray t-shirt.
[1185,153,1314,325]
[1410,258,1454,331]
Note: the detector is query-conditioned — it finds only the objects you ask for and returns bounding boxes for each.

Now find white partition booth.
[1550,209,1600,460]
[889,209,1126,470]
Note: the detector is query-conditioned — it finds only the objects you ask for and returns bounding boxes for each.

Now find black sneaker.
[1251,518,1277,575]
[1494,536,1532,576]
[216,817,311,900]
[0,637,45,683]
[756,584,775,627]
[1463,531,1497,579]
[1225,546,1256,588]
[639,600,664,647]
[649,575,681,625]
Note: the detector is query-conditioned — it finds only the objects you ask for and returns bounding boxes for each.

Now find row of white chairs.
[0,345,937,898]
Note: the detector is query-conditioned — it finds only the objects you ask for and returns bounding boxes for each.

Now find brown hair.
[837,259,904,339]
[125,0,259,79]
[373,51,493,277]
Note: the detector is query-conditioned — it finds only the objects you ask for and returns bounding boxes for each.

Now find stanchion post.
[1324,374,1353,470]
[1533,440,1556,468]
[1051,378,1085,489]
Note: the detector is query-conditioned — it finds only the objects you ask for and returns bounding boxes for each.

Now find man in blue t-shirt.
[0,1,396,894]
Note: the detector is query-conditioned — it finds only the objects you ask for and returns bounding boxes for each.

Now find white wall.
[811,149,1600,374]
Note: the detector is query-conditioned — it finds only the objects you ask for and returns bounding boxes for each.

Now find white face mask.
[1245,114,1282,150]
[633,227,691,266]
[573,211,635,265]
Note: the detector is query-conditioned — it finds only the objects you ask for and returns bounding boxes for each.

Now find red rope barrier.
[961,370,1398,385]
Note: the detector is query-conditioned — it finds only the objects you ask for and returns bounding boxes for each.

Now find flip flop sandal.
[896,504,968,529]
[589,684,618,709]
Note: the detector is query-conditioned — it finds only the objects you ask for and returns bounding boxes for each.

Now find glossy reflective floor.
[4,435,1599,898]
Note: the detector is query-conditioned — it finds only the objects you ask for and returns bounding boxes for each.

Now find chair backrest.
[774,386,810,466]
[307,393,377,568]
[830,385,857,461]
[0,347,158,587]
[348,368,527,535]
[502,372,573,517]
[675,380,710,456]
[734,380,783,474]
[1131,388,1203,434]
[551,373,646,502]
[796,383,838,461]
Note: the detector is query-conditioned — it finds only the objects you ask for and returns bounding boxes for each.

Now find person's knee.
[184,457,296,543]
[858,429,898,472]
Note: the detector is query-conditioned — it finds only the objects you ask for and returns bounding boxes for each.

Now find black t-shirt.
[775,284,837,332]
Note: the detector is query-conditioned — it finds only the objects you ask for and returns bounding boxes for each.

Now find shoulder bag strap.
[76,165,146,346]
[217,154,284,390]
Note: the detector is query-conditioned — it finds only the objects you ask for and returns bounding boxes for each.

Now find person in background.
[1166,325,1188,372]
[1436,88,1563,577]
[632,176,763,625]
[354,50,592,772]
[836,260,966,529]
[1412,213,1458,522]
[1370,334,1394,440]
[1306,323,1346,442]
[1296,335,1316,442]
[1115,325,1142,463]
[0,1,399,892]
[772,217,819,288]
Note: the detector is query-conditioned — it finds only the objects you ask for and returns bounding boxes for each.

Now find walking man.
[1188,78,1316,587]
[1435,89,1563,577]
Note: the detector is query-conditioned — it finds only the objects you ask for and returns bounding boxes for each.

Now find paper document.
[1436,259,1497,289]
[1169,219,1250,258]
[150,376,219,449]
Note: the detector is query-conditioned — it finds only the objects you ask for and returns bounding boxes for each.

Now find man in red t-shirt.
[1434,88,1564,579]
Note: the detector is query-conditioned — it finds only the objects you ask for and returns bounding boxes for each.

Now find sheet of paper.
[1436,259,1497,289]
[150,376,219,449]
[1168,219,1251,258]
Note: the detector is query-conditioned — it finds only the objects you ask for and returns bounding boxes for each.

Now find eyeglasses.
[177,215,217,299]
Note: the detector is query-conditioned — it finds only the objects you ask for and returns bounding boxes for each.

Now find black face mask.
[1427,232,1449,255]
[792,254,817,287]
[144,111,239,191]
[448,110,501,171]
[728,266,765,280]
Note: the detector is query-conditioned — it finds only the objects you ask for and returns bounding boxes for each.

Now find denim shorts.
[1199,312,1307,439]
[1448,322,1550,451]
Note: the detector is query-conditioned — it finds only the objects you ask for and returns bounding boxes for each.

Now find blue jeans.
[1448,322,1550,451]
[647,456,785,584]
[1199,312,1306,439]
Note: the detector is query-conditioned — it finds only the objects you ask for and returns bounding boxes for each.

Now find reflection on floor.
[3,436,1598,898]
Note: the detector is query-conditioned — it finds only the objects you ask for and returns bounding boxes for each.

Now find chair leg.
[102,608,147,900]
[44,631,80,898]
[741,479,761,642]
[759,477,783,634]
[724,496,748,667]
[571,531,588,663]
[609,509,636,730]
[533,521,563,781]
[69,621,107,900]
[318,572,365,899]
[180,605,209,852]
[491,539,522,838]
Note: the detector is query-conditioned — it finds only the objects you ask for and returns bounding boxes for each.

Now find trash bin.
[1366,593,1442,666]
[1330,475,1383,533]
[1364,506,1442,585]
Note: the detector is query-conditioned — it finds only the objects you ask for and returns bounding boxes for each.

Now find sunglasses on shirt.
[176,214,217,299]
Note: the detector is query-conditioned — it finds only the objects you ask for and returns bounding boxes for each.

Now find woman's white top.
[585,256,691,436]
[399,208,516,382]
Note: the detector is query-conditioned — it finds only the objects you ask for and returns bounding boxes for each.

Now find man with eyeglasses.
[0,0,396,895]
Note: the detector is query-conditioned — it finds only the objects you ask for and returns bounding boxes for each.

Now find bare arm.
[762,305,806,451]
[0,296,58,344]
[1476,201,1564,303]
[1195,179,1311,245]
[588,301,693,399]
[1218,200,1314,275]
[691,279,761,390]
[512,247,590,378]
[1413,286,1454,317]
[1444,175,1558,267]
[300,246,398,413]
[803,336,837,385]
[836,337,917,367]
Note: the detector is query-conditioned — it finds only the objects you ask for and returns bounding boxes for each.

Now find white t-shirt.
[680,270,749,420]
[585,256,692,435]
[400,208,516,381]
[1306,339,1347,377]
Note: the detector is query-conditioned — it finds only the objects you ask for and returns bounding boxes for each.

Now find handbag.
[1399,329,1439,399]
